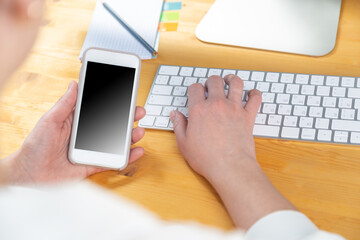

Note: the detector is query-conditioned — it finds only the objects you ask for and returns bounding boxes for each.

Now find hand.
[170,74,261,181]
[3,81,146,185]
[170,74,295,229]
[0,0,44,86]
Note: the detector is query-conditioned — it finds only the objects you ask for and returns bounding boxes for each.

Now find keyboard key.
[326,76,340,86]
[325,108,339,119]
[338,98,352,108]
[145,105,162,115]
[140,116,156,126]
[265,72,279,82]
[341,109,355,120]
[222,69,236,77]
[179,67,194,76]
[280,73,294,83]
[253,125,280,137]
[311,75,324,85]
[251,71,265,81]
[276,94,290,104]
[301,128,316,140]
[208,69,222,77]
[173,97,187,106]
[332,120,360,132]
[318,130,332,141]
[355,99,360,109]
[256,82,270,92]
[332,87,346,97]
[162,107,177,117]
[323,97,337,107]
[301,85,315,95]
[155,117,170,128]
[283,116,298,127]
[341,77,355,87]
[315,118,329,129]
[292,95,306,105]
[169,76,183,85]
[155,75,170,85]
[299,117,314,128]
[348,88,360,98]
[281,127,300,139]
[316,86,331,96]
[255,114,267,124]
[193,68,208,77]
[149,95,173,105]
[358,78,360,87]
[262,93,275,103]
[309,107,323,118]
[237,70,250,80]
[334,131,348,143]
[159,66,179,75]
[173,86,187,96]
[307,96,321,106]
[268,115,282,126]
[152,85,173,95]
[350,132,360,144]
[262,104,277,114]
[243,81,256,91]
[177,107,189,118]
[183,77,197,86]
[295,74,309,84]
[278,105,292,115]
[286,84,300,94]
[293,106,308,116]
[198,78,207,86]
[271,83,285,93]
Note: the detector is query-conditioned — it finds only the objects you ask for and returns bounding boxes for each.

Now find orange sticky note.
[159,22,178,31]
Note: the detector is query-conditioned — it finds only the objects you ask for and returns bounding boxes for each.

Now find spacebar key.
[253,125,280,137]
[332,120,360,131]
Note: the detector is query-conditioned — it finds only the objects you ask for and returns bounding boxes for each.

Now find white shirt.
[0,182,345,240]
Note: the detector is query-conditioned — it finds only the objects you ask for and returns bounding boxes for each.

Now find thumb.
[45,81,78,122]
[170,110,187,145]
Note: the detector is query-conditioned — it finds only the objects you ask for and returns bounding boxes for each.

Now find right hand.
[170,74,262,181]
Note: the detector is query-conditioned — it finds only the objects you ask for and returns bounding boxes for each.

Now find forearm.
[208,159,296,230]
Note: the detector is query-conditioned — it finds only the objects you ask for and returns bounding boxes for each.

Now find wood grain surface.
[0,0,359,239]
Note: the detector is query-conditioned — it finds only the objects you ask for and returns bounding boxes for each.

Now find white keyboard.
[139,65,360,145]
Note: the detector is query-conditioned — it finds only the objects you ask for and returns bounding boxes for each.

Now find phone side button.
[140,116,156,126]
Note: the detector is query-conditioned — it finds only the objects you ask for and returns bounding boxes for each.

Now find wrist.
[0,151,30,186]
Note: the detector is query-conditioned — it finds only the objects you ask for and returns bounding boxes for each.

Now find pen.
[102,1,158,57]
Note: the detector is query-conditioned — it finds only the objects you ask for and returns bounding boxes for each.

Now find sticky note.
[160,11,180,21]
[163,2,182,11]
[159,22,179,31]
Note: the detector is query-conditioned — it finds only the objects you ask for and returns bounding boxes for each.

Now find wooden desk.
[1,0,359,238]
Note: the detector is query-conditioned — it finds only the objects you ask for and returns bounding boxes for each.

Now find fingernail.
[27,0,43,19]
[68,81,74,91]
[170,111,176,122]
[249,90,259,96]
[225,74,236,80]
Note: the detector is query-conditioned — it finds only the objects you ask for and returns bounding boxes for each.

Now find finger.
[224,74,244,103]
[45,81,78,122]
[134,106,146,121]
[128,147,144,164]
[205,75,225,99]
[188,83,206,110]
[245,90,262,124]
[170,110,187,147]
[131,127,145,144]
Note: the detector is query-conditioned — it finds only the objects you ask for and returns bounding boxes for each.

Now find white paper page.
[80,0,163,60]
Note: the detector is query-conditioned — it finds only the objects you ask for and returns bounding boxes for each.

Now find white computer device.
[195,0,342,56]
[69,48,141,170]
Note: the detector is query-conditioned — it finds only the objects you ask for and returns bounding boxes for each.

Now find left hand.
[4,81,146,185]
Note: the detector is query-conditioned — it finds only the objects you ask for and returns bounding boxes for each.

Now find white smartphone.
[69,48,141,170]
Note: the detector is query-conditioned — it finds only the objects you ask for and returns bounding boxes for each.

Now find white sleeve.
[245,210,345,240]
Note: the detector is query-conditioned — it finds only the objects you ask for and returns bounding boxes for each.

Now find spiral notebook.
[80,0,164,60]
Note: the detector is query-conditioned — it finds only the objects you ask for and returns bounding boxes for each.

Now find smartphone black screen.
[75,61,135,155]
